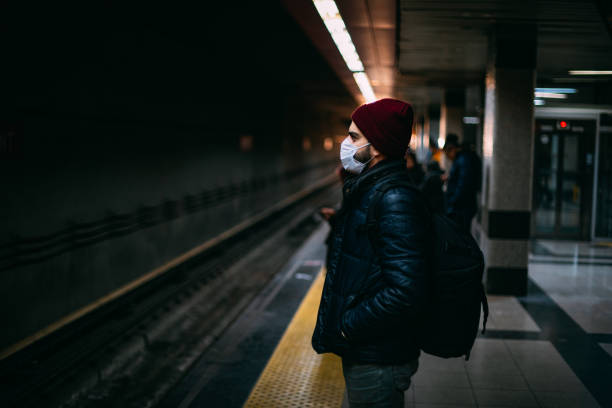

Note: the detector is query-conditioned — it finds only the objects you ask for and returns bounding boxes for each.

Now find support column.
[480,24,537,296]
[428,104,441,148]
[440,88,465,171]
[464,85,482,149]
[440,88,465,142]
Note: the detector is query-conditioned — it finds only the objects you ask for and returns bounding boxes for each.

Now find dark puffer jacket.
[312,159,429,364]
[445,150,481,217]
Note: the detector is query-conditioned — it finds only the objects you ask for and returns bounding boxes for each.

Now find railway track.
[0,179,340,408]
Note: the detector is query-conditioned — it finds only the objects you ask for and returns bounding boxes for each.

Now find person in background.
[420,160,445,214]
[425,139,442,167]
[405,148,425,186]
[319,165,354,270]
[319,165,351,222]
[442,134,481,231]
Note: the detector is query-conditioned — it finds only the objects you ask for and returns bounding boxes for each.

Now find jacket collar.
[342,159,405,203]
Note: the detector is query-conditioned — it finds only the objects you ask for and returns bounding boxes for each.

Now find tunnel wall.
[0,3,354,351]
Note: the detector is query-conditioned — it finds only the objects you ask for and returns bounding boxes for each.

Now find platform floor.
[161,223,612,408]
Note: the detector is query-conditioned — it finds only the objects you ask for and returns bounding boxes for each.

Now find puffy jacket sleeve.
[341,187,429,341]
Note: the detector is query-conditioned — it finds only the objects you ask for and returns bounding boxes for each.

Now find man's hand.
[319,207,336,221]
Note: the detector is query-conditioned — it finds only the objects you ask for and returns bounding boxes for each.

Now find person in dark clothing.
[405,147,425,185]
[319,165,352,222]
[312,98,428,408]
[442,134,482,231]
[320,165,354,268]
[420,160,445,214]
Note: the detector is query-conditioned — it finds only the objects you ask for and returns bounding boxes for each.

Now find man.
[421,160,445,214]
[312,98,429,408]
[404,147,425,186]
[442,134,482,232]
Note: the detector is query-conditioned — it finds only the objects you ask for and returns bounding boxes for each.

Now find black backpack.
[364,178,488,360]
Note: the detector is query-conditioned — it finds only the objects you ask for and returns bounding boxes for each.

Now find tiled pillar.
[480,25,537,296]
[428,104,441,147]
[464,85,483,149]
[440,88,465,142]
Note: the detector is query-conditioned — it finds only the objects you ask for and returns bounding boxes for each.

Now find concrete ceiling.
[281,0,398,105]
[283,0,612,109]
[398,0,612,77]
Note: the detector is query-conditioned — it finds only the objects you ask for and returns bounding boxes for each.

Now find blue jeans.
[341,358,419,408]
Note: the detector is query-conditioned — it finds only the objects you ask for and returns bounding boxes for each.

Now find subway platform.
[156,222,612,408]
[3,1,612,407]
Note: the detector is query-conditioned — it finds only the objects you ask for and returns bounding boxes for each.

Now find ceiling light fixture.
[552,77,608,83]
[313,0,376,102]
[353,72,376,103]
[463,116,480,124]
[568,70,612,75]
[534,88,577,94]
[534,92,568,99]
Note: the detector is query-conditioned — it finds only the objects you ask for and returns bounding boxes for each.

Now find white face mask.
[340,137,372,174]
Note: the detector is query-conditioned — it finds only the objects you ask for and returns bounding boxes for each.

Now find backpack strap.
[480,282,489,334]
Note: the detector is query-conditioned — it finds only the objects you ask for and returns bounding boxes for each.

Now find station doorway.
[532,117,596,240]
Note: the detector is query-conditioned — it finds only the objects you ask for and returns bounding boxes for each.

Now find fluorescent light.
[313,0,377,103]
[552,77,609,83]
[569,70,612,75]
[313,0,364,72]
[534,92,568,99]
[353,72,376,103]
[535,88,577,94]
[463,116,480,124]
[534,99,546,106]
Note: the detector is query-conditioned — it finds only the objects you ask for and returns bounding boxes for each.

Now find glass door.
[594,114,612,239]
[532,119,596,239]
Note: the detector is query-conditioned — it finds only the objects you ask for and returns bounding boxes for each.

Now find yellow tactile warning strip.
[244,268,345,407]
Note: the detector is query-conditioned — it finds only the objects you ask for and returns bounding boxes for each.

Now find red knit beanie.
[351,98,414,159]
